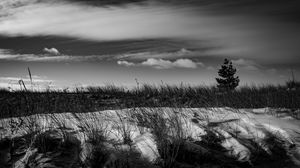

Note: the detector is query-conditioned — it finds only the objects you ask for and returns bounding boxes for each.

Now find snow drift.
[0,107,299,167]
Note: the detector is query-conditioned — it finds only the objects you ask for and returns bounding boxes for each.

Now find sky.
[0,0,300,90]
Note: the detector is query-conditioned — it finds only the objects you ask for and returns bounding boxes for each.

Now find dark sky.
[0,0,299,89]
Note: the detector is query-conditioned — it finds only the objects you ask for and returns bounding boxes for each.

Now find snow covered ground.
[0,107,299,167]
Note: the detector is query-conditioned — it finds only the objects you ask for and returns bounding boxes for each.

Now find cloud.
[176,48,192,55]
[0,53,70,62]
[118,58,203,69]
[43,47,60,55]
[0,49,11,54]
[232,59,260,71]
[232,59,256,66]
[116,48,198,60]
[117,60,135,66]
[174,59,203,68]
[141,58,174,69]
[0,76,53,83]
[0,1,299,65]
[0,75,55,91]
[0,47,201,64]
[0,48,202,65]
[0,49,106,62]
[0,2,202,40]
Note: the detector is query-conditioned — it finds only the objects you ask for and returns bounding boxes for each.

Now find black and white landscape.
[0,0,300,168]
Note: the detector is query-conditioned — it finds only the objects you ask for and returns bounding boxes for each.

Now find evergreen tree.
[216,59,239,90]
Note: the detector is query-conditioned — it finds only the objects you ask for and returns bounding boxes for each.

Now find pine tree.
[216,59,240,90]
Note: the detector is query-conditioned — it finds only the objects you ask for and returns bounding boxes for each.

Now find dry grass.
[0,81,299,167]
[0,83,299,118]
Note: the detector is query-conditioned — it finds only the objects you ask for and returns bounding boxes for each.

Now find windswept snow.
[0,107,299,167]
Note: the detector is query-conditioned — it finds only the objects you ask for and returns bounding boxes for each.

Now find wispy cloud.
[0,53,71,62]
[0,47,198,62]
[232,59,261,71]
[0,76,53,83]
[117,58,204,69]
[0,2,198,40]
[0,0,299,65]
[0,48,11,54]
[116,48,198,60]
[0,48,107,62]
[0,74,54,90]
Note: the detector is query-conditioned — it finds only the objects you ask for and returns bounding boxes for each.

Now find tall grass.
[0,84,299,118]
[0,83,299,118]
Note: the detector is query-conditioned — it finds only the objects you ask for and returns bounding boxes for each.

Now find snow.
[132,132,159,162]
[217,128,250,161]
[0,107,299,167]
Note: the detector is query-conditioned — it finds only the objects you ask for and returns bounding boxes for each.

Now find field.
[0,84,300,168]
[1,84,300,118]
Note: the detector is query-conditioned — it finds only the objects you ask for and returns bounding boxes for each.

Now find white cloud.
[0,1,299,64]
[117,60,135,66]
[0,48,201,64]
[118,58,203,69]
[141,58,173,69]
[173,58,202,68]
[43,47,60,55]
[1,0,300,67]
[232,59,260,71]
[0,2,202,40]
[116,48,197,60]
